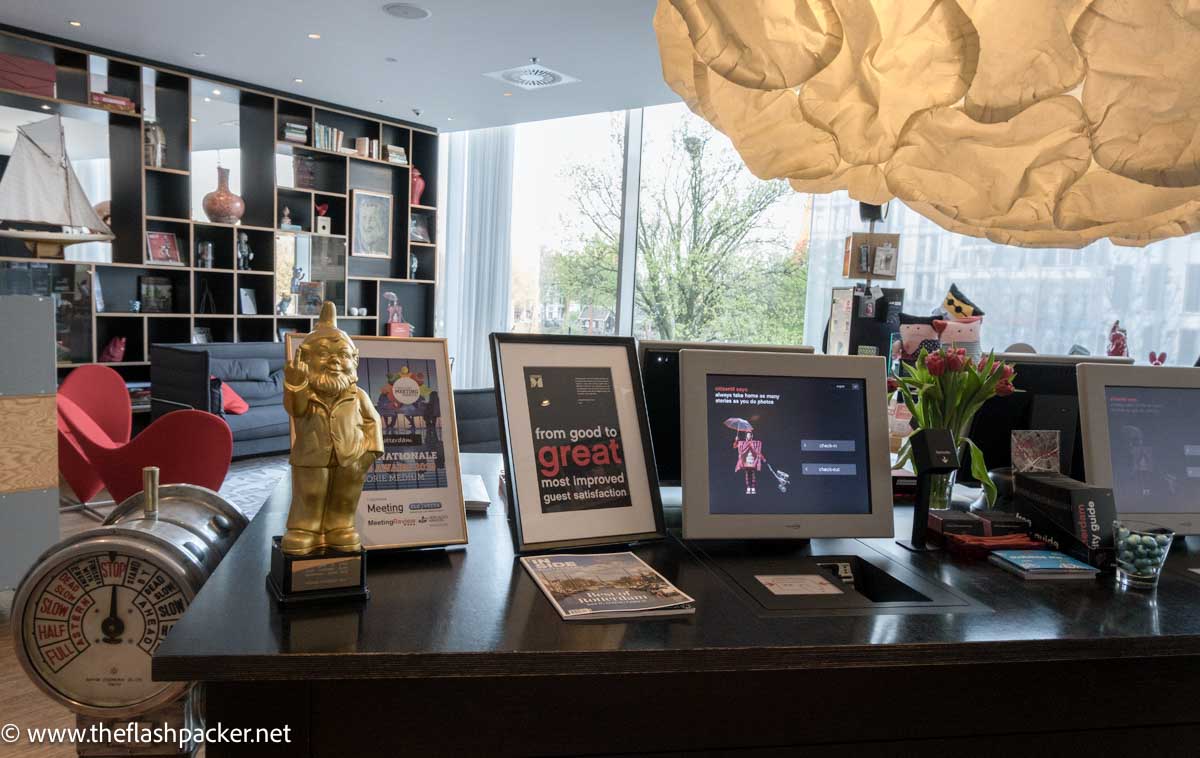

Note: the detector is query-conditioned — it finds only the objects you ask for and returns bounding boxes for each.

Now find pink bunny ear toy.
[1149,351,1167,366]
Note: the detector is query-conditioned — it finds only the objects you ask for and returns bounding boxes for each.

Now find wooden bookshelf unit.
[0,26,439,400]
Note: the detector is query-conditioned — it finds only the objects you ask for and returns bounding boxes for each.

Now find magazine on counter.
[521,552,695,620]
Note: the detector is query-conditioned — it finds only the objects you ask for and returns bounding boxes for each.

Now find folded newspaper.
[521,552,695,620]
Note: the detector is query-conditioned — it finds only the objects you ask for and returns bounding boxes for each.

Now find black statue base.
[267,536,369,608]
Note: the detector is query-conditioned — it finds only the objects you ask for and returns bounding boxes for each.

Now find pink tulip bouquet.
[889,347,1017,508]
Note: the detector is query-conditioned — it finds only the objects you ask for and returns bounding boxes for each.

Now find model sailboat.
[0,115,113,258]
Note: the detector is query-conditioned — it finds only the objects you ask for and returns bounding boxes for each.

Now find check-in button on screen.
[802,439,856,452]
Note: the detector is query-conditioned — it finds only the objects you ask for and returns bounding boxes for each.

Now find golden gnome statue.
[282,301,383,555]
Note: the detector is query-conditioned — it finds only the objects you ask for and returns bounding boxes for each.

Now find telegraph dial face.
[18,549,190,713]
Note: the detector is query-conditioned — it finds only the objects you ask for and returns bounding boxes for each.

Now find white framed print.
[286,332,467,550]
[490,333,666,553]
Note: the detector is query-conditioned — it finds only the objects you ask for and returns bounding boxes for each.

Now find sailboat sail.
[0,115,113,241]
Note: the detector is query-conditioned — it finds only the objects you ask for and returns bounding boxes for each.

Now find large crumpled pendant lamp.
[655,0,1200,248]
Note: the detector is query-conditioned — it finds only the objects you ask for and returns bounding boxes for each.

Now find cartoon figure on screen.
[732,429,766,496]
[282,301,384,555]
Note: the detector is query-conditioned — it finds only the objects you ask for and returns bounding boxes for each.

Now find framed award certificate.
[287,333,467,550]
[490,333,665,553]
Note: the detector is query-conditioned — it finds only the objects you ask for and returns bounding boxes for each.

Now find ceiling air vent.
[485,59,579,91]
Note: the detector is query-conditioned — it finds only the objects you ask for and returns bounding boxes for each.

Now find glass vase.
[925,470,957,512]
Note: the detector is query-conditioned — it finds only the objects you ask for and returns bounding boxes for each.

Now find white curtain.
[438,126,515,389]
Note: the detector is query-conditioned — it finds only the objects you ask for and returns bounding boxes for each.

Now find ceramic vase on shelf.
[203,166,245,224]
[891,349,1018,511]
[411,167,425,206]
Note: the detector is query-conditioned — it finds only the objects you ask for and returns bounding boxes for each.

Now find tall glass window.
[633,102,810,344]
[508,111,626,335]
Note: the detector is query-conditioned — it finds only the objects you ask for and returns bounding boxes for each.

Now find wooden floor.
[0,503,205,757]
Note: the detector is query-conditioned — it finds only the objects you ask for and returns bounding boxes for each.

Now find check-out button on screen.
[802,463,858,476]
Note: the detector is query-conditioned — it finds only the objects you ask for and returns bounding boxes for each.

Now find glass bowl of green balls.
[1114,522,1175,589]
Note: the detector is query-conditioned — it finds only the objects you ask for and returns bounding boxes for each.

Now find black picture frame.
[489,332,666,553]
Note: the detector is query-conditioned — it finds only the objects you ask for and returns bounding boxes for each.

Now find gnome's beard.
[310,367,357,397]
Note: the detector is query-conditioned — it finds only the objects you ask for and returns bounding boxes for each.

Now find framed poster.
[490,333,665,553]
[350,189,392,259]
[145,231,183,265]
[138,275,172,313]
[286,333,467,550]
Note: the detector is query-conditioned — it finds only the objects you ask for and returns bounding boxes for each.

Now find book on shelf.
[89,92,137,114]
[313,123,345,152]
[988,549,1099,581]
[281,122,309,144]
[386,145,408,165]
[521,552,696,620]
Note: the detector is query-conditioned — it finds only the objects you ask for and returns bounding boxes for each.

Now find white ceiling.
[1,0,680,132]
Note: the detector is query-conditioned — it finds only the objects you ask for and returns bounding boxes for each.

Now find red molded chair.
[58,365,133,517]
[57,367,232,503]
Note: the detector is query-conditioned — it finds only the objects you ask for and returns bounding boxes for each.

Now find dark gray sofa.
[151,342,289,458]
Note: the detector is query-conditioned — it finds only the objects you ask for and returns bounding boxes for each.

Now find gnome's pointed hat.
[301,301,356,352]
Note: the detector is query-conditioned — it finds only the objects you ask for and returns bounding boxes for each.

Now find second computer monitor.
[639,340,815,486]
[961,353,1134,482]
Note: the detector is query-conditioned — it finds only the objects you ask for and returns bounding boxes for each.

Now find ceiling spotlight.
[192,51,206,58]
[382,3,432,20]
[190,117,197,122]
[376,98,384,104]
[412,107,423,117]
[385,56,398,63]
[293,78,304,84]
[446,116,454,121]
[41,104,52,110]
[307,33,321,40]
[68,20,81,27]
[211,88,221,96]
[203,96,211,102]
[503,92,513,97]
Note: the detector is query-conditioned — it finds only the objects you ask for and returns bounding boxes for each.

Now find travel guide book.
[988,549,1098,580]
[521,552,695,620]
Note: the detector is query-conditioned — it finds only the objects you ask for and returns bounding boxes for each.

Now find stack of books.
[385,145,408,165]
[90,92,136,114]
[988,549,1099,581]
[354,137,383,160]
[313,123,344,152]
[281,121,309,144]
[521,552,696,620]
[126,381,151,413]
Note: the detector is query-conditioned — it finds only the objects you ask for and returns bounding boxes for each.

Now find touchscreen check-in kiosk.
[678,351,894,540]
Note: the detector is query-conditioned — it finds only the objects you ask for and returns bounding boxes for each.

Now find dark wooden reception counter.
[154,455,1200,756]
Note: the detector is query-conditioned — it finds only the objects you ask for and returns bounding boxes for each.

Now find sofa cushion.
[210,357,270,382]
[225,369,284,408]
[221,404,290,442]
[218,381,249,414]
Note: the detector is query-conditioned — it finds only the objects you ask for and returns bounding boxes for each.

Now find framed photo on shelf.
[490,333,665,553]
[350,189,393,259]
[138,275,172,313]
[190,327,212,344]
[297,280,325,316]
[409,212,431,243]
[284,333,467,550]
[239,287,258,315]
[276,326,297,343]
[145,231,183,266]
